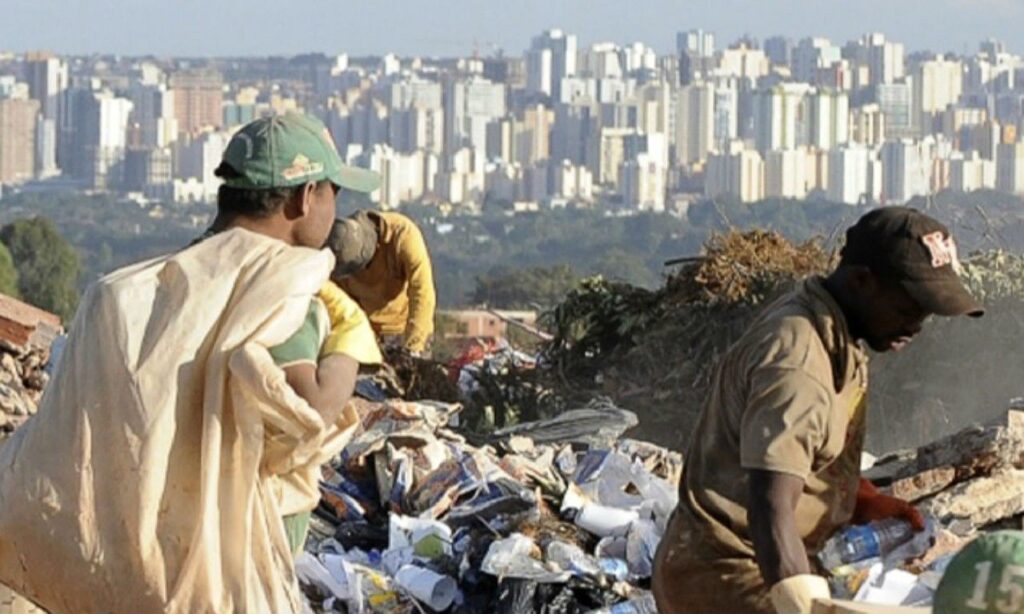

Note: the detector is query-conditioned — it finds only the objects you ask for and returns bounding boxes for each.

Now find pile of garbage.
[295,394,681,613]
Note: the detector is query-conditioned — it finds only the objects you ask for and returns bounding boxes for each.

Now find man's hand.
[852,478,925,530]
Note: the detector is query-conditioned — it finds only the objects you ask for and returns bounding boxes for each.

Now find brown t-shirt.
[677,276,869,559]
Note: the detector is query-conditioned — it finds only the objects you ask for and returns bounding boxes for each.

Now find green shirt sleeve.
[269,300,328,368]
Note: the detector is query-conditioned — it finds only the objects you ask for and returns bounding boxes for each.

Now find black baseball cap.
[841,207,984,318]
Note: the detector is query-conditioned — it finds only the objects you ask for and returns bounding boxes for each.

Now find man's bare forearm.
[748,469,811,586]
[283,354,359,424]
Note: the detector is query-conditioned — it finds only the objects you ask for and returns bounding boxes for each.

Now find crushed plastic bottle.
[818,518,917,570]
[589,591,657,613]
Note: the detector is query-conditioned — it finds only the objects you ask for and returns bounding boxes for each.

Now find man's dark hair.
[214,162,302,219]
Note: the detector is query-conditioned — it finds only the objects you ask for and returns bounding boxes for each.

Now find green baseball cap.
[218,112,380,192]
[934,530,1024,613]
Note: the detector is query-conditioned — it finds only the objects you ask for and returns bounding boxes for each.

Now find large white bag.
[0,228,356,613]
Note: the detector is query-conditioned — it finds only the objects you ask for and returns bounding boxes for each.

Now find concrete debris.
[866,410,1024,527]
[0,294,62,440]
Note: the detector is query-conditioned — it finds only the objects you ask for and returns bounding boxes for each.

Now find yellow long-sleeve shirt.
[339,211,436,352]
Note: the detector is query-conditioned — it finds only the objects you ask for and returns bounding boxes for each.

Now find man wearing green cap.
[0,112,383,612]
[208,112,385,554]
[653,207,984,614]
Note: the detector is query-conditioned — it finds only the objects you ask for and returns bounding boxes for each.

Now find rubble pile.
[0,345,50,436]
[814,406,1024,606]
[868,406,1024,530]
[297,394,680,613]
[0,294,62,439]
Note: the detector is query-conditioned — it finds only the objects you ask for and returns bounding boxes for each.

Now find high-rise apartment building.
[169,70,224,136]
[706,142,765,202]
[621,153,666,211]
[25,52,68,175]
[765,148,810,198]
[752,83,812,153]
[674,83,715,165]
[876,80,915,139]
[912,58,963,136]
[807,89,850,150]
[526,29,577,100]
[880,138,933,204]
[445,78,506,159]
[827,145,882,204]
[0,97,40,185]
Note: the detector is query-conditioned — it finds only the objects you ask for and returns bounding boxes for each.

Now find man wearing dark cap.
[652,207,984,614]
[326,209,436,355]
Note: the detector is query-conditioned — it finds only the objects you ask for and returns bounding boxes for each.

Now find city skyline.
[1,0,1020,59]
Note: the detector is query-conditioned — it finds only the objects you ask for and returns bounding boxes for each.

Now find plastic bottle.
[590,592,658,614]
[546,541,602,577]
[817,518,917,570]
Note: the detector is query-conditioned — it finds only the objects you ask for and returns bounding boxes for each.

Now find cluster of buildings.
[1,31,1024,210]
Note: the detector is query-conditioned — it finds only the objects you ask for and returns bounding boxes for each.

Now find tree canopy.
[0,217,81,322]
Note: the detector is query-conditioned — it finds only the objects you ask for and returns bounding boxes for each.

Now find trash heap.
[819,404,1024,607]
[295,394,681,613]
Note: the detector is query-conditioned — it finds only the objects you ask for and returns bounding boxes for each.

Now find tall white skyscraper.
[445,77,506,168]
[913,58,964,136]
[828,145,882,204]
[881,139,933,204]
[621,153,666,211]
[862,33,905,86]
[753,83,812,153]
[675,83,715,165]
[765,149,809,199]
[808,89,850,150]
[706,142,765,202]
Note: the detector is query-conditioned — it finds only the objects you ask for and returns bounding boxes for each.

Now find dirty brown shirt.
[675,277,869,562]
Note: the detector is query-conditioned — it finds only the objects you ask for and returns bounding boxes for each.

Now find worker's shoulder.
[741,289,834,374]
[378,211,426,245]
[378,211,418,230]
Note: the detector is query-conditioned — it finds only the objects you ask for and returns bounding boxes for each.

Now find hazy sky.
[2,0,1021,58]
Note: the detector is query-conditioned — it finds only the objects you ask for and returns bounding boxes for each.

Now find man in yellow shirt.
[327,210,437,354]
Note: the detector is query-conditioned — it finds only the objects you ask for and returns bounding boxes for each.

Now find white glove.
[769,574,830,614]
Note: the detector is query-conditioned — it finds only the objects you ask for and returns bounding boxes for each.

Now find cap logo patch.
[921,231,960,270]
[281,153,324,180]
